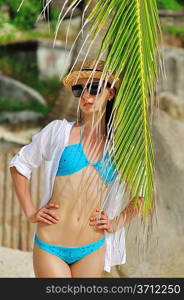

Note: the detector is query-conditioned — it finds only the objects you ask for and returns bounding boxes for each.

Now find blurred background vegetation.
[0,0,82,119]
[158,0,184,10]
[0,0,184,119]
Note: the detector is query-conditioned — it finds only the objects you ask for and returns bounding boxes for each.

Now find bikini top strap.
[79,124,82,143]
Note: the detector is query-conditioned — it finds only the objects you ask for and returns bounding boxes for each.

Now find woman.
[9,59,143,278]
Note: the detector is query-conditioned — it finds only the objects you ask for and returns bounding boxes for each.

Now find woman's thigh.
[33,244,72,278]
[70,244,106,278]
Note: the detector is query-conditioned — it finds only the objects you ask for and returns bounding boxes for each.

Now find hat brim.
[62,70,120,89]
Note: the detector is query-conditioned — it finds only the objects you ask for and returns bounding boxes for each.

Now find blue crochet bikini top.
[56,124,118,185]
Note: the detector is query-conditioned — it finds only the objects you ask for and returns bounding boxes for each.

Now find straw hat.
[62,59,120,89]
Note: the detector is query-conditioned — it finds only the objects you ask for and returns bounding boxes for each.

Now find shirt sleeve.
[9,120,61,180]
[103,174,127,218]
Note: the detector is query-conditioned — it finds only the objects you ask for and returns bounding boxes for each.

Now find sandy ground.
[0,247,35,278]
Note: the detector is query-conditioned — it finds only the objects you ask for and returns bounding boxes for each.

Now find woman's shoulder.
[46,118,76,127]
[43,118,70,130]
[41,118,77,138]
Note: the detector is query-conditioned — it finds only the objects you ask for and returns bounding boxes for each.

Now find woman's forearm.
[10,166,36,220]
[112,197,144,232]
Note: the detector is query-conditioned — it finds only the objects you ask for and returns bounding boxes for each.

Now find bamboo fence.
[0,146,44,251]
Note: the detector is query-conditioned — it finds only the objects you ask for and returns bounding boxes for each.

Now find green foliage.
[163,25,184,41]
[0,96,50,114]
[157,0,183,10]
[82,0,163,221]
[0,0,43,30]
[0,0,60,31]
[0,1,77,44]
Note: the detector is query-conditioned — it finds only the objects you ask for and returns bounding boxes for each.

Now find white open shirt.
[9,118,126,272]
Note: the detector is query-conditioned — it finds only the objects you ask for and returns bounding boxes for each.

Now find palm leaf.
[79,0,163,222]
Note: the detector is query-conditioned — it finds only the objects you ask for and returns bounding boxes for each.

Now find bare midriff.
[36,165,108,247]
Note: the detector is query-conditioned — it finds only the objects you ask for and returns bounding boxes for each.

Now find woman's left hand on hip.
[89,208,114,233]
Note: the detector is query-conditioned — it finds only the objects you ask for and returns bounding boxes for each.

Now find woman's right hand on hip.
[28,203,60,224]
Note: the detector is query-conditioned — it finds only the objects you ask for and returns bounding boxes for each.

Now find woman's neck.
[81,113,106,137]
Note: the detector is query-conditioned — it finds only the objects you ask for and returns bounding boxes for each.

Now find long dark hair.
[79,82,117,139]
[105,84,116,139]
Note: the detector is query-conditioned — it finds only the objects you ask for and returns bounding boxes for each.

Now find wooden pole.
[4,152,13,248]
[0,152,6,246]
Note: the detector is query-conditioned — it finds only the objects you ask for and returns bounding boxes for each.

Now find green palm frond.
[77,0,163,222]
[112,0,161,221]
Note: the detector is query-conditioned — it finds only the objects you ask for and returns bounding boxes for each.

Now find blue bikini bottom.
[34,234,105,264]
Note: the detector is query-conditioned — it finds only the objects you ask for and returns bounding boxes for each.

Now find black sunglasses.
[71,81,112,97]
